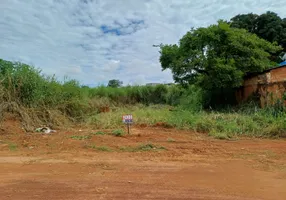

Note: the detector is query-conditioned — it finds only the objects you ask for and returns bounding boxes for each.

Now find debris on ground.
[35,127,56,134]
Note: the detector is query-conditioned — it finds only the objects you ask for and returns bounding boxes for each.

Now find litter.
[35,127,57,134]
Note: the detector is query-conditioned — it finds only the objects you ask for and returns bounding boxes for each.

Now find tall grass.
[88,84,181,105]
[87,104,286,138]
[0,59,185,108]
[87,104,172,129]
[0,59,183,128]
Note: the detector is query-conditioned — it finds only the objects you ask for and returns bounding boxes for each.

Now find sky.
[1,0,286,86]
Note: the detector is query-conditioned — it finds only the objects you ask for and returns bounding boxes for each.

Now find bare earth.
[1,123,286,200]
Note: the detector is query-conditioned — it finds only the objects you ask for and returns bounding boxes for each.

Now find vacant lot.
[1,125,286,200]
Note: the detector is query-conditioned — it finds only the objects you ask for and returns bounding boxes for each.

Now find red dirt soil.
[1,120,286,200]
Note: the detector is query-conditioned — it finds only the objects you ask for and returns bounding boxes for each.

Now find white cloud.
[64,66,83,74]
[0,0,285,86]
[102,60,120,72]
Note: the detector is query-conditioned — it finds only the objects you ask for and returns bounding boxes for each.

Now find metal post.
[127,123,130,134]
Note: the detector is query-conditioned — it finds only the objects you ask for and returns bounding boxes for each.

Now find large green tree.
[230,11,286,52]
[159,22,282,90]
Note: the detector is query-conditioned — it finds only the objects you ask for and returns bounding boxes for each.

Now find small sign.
[122,114,133,124]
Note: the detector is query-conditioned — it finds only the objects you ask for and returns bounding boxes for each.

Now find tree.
[159,21,282,90]
[107,79,123,88]
[230,11,286,53]
[230,13,258,33]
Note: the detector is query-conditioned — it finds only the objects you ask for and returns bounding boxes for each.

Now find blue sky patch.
[100,25,121,35]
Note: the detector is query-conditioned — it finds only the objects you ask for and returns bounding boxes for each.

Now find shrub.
[70,135,91,140]
[91,131,106,135]
[88,145,112,152]
[112,129,125,137]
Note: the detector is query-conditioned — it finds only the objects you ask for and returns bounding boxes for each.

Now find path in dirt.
[1,127,286,200]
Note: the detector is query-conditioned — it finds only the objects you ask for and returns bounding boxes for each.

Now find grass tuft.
[120,143,166,152]
[88,145,112,152]
[70,135,91,140]
[8,143,18,151]
[91,131,106,135]
[112,129,125,137]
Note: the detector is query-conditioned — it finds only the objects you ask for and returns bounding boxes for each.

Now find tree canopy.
[159,22,282,90]
[107,79,123,88]
[230,11,286,53]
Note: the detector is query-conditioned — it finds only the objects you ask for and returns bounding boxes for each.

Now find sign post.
[122,114,133,134]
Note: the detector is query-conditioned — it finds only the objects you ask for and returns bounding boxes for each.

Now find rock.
[35,127,56,134]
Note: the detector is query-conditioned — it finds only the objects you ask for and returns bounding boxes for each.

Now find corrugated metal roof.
[244,63,286,79]
[279,61,286,66]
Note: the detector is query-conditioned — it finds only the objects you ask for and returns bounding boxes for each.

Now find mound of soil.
[0,113,25,135]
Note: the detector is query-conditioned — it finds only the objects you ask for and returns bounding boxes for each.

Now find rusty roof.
[244,63,286,79]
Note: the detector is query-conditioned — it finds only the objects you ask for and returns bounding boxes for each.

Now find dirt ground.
[1,120,286,199]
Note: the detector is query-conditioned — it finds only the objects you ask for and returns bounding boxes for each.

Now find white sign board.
[122,114,133,124]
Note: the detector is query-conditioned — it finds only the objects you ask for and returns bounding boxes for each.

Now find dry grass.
[0,102,35,131]
[0,102,70,132]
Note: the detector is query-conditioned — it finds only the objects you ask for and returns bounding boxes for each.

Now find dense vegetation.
[0,58,285,138]
[160,22,281,89]
[0,11,286,139]
[159,21,282,107]
[230,11,286,54]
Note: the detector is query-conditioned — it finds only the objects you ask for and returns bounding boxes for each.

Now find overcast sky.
[1,0,285,86]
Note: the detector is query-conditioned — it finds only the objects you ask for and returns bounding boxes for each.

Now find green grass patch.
[86,104,286,138]
[88,145,113,152]
[120,143,166,152]
[70,135,91,140]
[112,129,125,137]
[87,105,171,129]
[8,143,18,151]
[91,131,106,135]
[136,143,166,151]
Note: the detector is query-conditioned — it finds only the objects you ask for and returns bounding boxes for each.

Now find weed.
[137,143,166,151]
[119,146,134,152]
[91,131,106,135]
[112,129,125,137]
[88,145,112,152]
[8,143,18,151]
[120,143,166,152]
[70,135,91,140]
[209,130,231,140]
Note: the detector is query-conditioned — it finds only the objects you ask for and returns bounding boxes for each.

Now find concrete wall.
[236,66,286,107]
[269,67,286,83]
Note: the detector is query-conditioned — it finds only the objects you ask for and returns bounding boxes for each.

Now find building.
[235,63,286,107]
